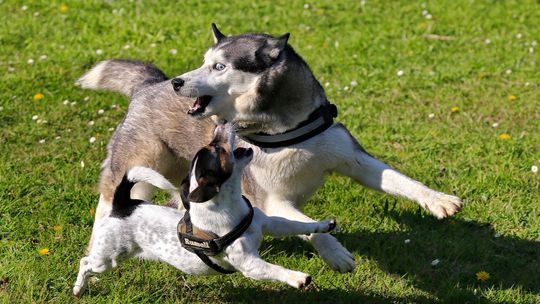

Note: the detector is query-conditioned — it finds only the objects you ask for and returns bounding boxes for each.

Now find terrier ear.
[211,23,226,44]
[188,184,219,203]
[267,33,290,59]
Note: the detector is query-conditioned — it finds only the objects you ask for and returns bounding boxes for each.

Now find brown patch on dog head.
[187,141,234,203]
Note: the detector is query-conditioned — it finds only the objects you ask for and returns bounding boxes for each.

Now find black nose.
[171,78,185,91]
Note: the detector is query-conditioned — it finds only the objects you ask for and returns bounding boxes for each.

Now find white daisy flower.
[532,165,538,173]
[428,113,435,119]
[97,109,104,114]
[397,70,405,77]
[96,49,104,55]
[63,100,69,105]
[39,54,48,61]
[303,3,310,9]
[32,115,39,120]
[27,58,34,65]
[484,38,491,44]
[431,259,440,266]
[169,49,178,55]
[80,160,85,168]
[350,80,358,87]
[150,43,156,48]
[404,239,411,244]
[123,44,130,50]
[89,137,96,143]
[516,33,523,39]
[505,69,512,75]
[88,120,94,126]
[38,139,45,144]
[21,5,28,11]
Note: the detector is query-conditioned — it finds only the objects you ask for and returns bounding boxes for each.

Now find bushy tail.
[76,59,168,97]
[127,167,181,202]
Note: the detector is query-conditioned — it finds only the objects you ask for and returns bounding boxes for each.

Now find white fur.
[240,124,462,272]
[75,61,108,89]
[74,141,335,296]
[175,49,260,119]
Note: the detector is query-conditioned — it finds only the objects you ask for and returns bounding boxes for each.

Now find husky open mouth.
[187,95,212,115]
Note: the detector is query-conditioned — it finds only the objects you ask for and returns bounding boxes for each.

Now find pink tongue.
[187,98,202,114]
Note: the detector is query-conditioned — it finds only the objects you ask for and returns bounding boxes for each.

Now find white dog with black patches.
[73,125,336,296]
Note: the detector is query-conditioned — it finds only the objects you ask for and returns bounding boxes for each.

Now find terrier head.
[183,123,253,203]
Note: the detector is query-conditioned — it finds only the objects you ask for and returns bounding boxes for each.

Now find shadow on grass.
[267,209,539,303]
[216,280,431,304]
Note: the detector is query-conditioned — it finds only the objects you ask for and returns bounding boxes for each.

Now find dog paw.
[311,234,355,273]
[425,192,463,219]
[286,271,312,289]
[318,218,337,233]
[72,285,83,297]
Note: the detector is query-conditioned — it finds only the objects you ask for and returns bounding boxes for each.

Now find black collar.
[177,189,253,274]
[239,103,338,148]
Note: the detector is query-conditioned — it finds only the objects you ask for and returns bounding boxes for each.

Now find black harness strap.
[239,103,338,148]
[177,188,254,274]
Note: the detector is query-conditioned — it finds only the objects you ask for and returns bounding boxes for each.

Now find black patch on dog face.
[213,33,290,74]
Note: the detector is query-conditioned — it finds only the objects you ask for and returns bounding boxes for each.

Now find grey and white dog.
[77,24,462,273]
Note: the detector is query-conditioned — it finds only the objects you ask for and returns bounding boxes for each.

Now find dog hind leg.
[332,125,462,219]
[73,256,111,297]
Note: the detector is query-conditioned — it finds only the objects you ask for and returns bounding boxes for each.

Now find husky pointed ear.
[211,23,226,43]
[188,184,219,203]
[267,33,290,59]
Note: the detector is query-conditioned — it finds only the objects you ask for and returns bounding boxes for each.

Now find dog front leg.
[332,126,463,219]
[262,216,336,237]
[264,199,355,273]
[228,253,311,288]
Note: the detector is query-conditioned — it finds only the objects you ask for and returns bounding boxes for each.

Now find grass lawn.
[1,0,539,303]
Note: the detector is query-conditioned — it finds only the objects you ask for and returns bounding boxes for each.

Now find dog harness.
[177,191,254,274]
[240,102,338,148]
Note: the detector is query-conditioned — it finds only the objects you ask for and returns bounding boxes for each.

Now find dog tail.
[127,166,181,202]
[111,174,138,217]
[76,59,168,97]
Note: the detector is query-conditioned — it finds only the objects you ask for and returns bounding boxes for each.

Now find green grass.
[1,0,539,303]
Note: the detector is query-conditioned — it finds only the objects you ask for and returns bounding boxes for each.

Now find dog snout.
[171,78,185,92]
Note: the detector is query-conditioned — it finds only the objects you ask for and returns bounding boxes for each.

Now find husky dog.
[73,124,336,296]
[77,24,462,273]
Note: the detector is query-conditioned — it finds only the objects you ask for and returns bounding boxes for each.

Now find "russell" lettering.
[184,238,211,249]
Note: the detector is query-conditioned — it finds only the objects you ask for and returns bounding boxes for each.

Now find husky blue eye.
[214,63,226,71]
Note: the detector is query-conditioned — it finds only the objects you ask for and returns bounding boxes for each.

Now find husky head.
[172,24,327,135]
[184,123,253,203]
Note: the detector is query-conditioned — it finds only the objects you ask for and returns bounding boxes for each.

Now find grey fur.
[78,25,462,273]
